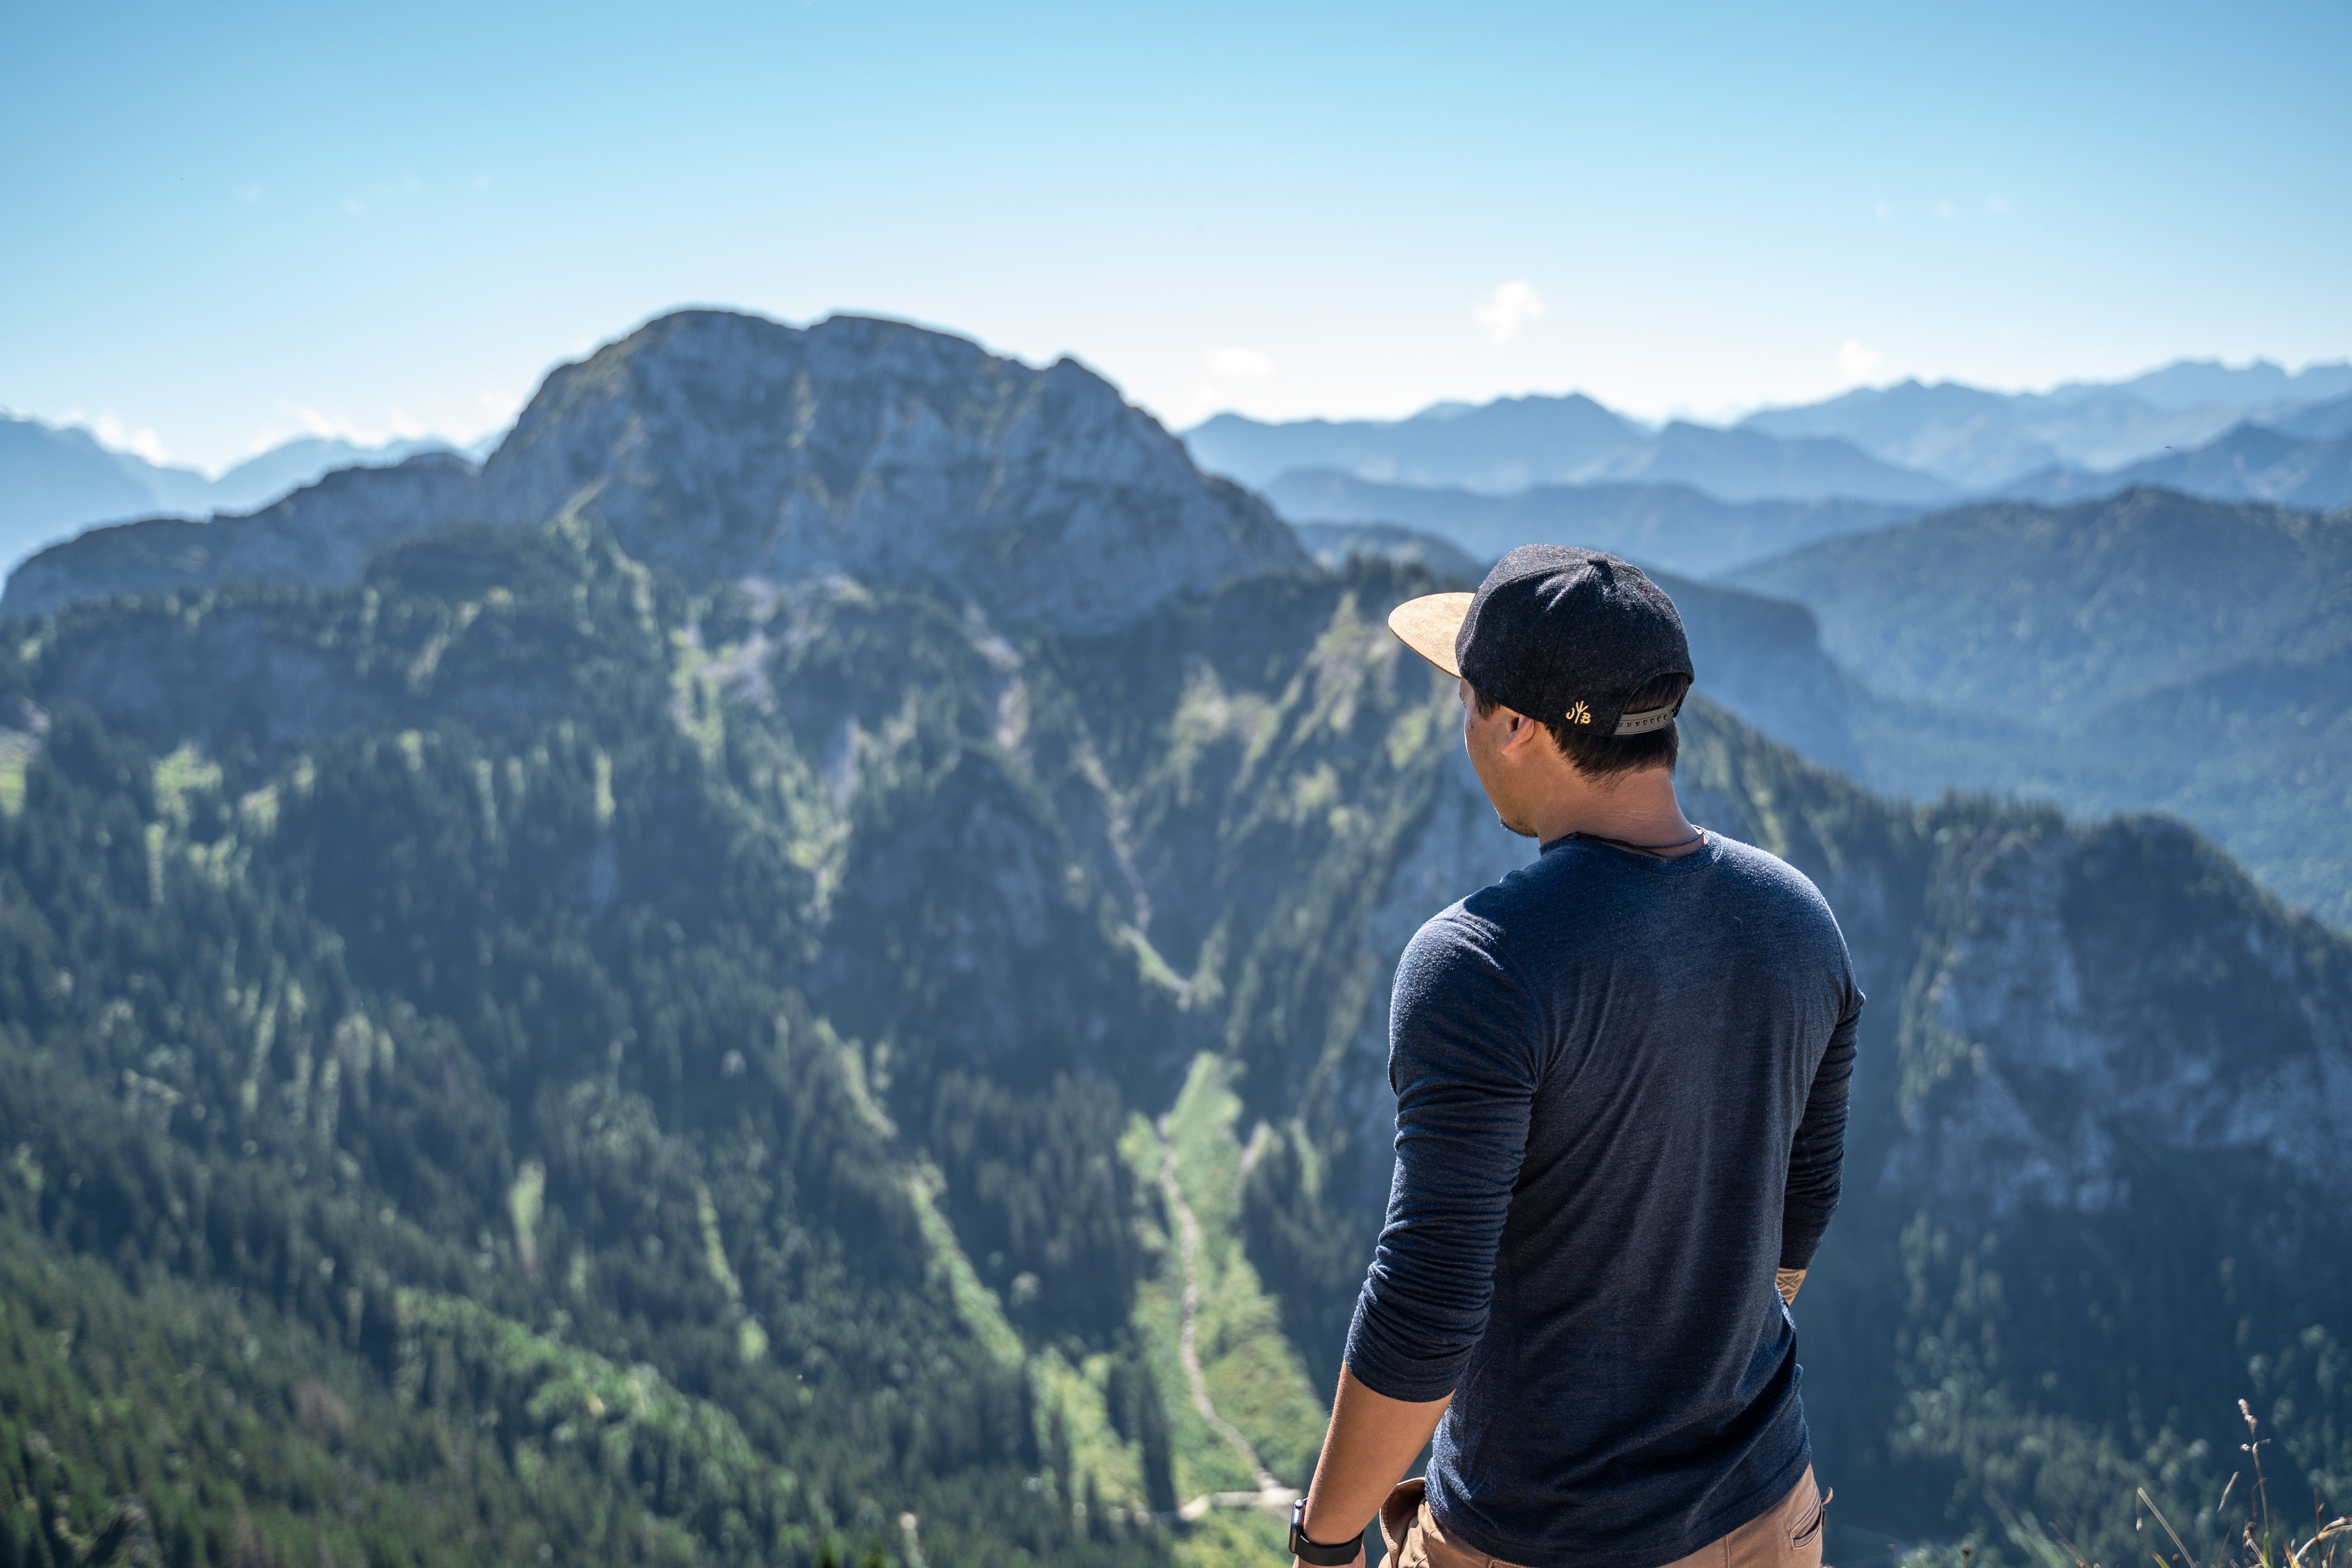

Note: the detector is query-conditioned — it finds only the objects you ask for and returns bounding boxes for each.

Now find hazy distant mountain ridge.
[1186,397,1954,505]
[2087,355,2352,410]
[1737,363,2352,489]
[5,452,486,619]
[1186,393,1642,493]
[1608,420,1956,502]
[1190,357,2352,513]
[1738,381,2070,488]
[2267,391,2352,441]
[0,412,479,575]
[2002,422,2352,510]
[0,417,162,569]
[1268,470,1919,577]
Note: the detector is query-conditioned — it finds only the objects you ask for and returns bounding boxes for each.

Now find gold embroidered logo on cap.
[1564,701,1592,725]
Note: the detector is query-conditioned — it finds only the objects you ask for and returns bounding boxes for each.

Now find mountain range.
[15,356,2347,599]
[1,311,2346,1568]
[1268,472,1918,577]
[4,315,1299,634]
[2000,420,2352,509]
[1178,360,2352,586]
[1186,397,1958,504]
[1187,358,2352,500]
[1736,360,2352,489]
[1728,486,2352,926]
[0,414,495,577]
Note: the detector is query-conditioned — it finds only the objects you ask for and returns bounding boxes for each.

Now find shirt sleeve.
[1779,980,1861,1272]
[1343,914,1546,1403]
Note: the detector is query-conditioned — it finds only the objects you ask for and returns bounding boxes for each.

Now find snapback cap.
[1387,544,1694,737]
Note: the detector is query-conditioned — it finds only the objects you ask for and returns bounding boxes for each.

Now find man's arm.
[1779,984,1862,1301]
[1294,1368,1452,1564]
[1308,918,1543,1558]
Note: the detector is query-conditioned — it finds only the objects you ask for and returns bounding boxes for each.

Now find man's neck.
[1527,766,1699,854]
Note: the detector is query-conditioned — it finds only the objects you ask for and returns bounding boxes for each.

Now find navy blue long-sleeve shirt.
[1344,830,1861,1568]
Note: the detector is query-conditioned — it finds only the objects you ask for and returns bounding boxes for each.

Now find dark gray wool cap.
[1456,544,1695,737]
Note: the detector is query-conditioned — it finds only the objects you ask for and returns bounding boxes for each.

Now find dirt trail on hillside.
[1156,1120,1289,1509]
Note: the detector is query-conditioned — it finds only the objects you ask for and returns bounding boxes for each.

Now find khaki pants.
[1378,1468,1828,1568]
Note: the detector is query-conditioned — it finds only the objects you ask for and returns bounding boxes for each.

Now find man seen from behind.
[1286,545,1862,1568]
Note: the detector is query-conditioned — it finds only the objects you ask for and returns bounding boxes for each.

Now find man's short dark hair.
[1474,671,1692,779]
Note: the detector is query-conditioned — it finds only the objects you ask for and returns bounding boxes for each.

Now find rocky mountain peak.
[6,309,1307,633]
[490,309,1305,630]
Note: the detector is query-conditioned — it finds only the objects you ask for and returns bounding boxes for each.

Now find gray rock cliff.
[3,311,1307,633]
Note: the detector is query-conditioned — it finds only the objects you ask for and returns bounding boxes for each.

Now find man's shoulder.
[1408,857,1554,966]
[1392,900,1547,1058]
[1403,897,1504,967]
[1396,895,1529,1002]
[1705,833,1851,953]
[1704,831,1828,902]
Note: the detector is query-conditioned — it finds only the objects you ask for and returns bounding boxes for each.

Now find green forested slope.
[1,501,2346,1564]
[1728,489,2352,723]
[1724,487,2352,924]
[0,526,1124,1567]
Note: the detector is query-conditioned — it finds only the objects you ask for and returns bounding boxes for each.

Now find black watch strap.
[1289,1498,1361,1566]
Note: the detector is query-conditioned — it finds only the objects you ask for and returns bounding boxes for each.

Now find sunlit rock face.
[1884,813,2352,1220]
[6,310,1306,634]
[490,312,1305,631]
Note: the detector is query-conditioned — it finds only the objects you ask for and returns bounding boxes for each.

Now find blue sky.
[4,0,2348,472]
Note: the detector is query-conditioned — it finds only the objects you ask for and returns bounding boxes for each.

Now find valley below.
[0,310,2346,1568]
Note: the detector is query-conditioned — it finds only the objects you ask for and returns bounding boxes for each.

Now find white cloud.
[1874,199,1893,221]
[1986,192,2012,215]
[342,196,366,216]
[1203,344,1274,379]
[1837,338,1885,382]
[1934,199,1957,221]
[90,413,171,465]
[280,400,394,447]
[245,396,510,463]
[237,183,263,203]
[471,173,493,191]
[1473,280,1546,344]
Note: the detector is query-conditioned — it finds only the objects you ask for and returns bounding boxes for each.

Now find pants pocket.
[1380,1478,1429,1564]
[1787,1476,1831,1559]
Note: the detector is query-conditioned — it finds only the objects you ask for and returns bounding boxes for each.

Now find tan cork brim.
[1387,592,1473,679]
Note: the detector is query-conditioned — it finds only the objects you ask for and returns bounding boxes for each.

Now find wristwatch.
[1289,1497,1361,1566]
